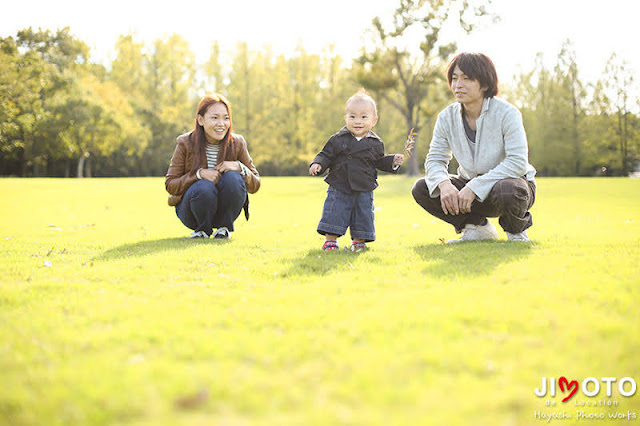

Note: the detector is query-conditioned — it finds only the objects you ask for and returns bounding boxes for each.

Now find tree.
[517,53,552,175]
[533,42,588,176]
[141,34,196,176]
[227,42,254,143]
[108,34,152,176]
[0,36,54,176]
[47,72,148,177]
[110,34,148,110]
[513,51,575,176]
[601,53,638,176]
[583,80,618,175]
[354,0,495,175]
[554,41,586,175]
[0,28,89,176]
[204,41,226,95]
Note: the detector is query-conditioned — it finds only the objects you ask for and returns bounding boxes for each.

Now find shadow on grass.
[281,249,373,277]
[93,237,230,261]
[413,241,535,278]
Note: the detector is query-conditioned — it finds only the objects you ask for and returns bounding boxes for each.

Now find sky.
[1,0,639,87]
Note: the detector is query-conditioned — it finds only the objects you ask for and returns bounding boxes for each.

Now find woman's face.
[197,102,230,143]
[450,65,486,106]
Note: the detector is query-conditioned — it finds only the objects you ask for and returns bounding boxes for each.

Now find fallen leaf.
[174,388,209,410]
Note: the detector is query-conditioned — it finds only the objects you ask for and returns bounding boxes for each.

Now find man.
[412,52,536,243]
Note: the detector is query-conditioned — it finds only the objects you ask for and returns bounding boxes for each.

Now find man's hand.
[458,186,477,214]
[200,168,221,184]
[393,154,404,167]
[438,180,460,215]
[309,163,322,176]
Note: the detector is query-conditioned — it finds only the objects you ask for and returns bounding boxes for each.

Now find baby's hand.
[309,163,322,175]
[393,154,404,167]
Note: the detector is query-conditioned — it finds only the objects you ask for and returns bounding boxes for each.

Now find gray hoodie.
[425,96,536,202]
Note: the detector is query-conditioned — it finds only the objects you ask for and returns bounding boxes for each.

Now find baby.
[309,90,404,251]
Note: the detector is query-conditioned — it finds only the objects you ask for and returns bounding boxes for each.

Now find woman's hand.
[200,168,221,184]
[214,161,241,174]
[393,154,404,167]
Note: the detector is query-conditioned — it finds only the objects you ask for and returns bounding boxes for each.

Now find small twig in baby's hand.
[405,128,417,158]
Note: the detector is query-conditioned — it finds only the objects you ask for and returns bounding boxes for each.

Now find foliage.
[1,176,639,425]
[216,42,363,175]
[1,18,640,177]
[353,0,495,175]
[509,45,640,177]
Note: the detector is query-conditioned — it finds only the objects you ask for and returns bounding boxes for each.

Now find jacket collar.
[338,126,382,141]
[459,97,492,119]
[481,97,492,115]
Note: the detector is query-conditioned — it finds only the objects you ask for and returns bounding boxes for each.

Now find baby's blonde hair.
[345,88,378,117]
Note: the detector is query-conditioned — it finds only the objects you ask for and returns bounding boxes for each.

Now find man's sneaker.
[189,230,209,239]
[506,230,530,242]
[346,241,368,252]
[447,220,498,243]
[213,227,231,239]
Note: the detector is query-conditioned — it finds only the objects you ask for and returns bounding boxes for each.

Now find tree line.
[1,2,638,178]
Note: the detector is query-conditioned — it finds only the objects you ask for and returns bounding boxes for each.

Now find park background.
[1,0,639,179]
[1,1,640,425]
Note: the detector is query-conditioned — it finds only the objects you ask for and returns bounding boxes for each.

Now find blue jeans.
[317,186,376,242]
[175,171,247,235]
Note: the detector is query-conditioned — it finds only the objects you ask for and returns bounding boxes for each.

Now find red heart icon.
[559,376,578,402]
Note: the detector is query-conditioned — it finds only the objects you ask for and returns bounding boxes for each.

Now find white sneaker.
[447,220,498,243]
[213,227,231,239]
[506,230,530,242]
[189,230,209,239]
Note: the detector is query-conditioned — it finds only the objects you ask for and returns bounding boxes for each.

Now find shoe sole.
[446,237,497,244]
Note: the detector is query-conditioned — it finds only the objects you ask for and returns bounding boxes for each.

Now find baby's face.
[345,99,378,138]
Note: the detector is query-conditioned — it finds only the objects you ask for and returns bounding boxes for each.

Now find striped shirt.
[202,141,250,179]
[205,143,220,168]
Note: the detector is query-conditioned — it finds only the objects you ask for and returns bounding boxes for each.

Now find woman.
[411,52,536,242]
[165,94,260,239]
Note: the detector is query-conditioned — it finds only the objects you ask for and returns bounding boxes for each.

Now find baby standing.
[309,90,404,251]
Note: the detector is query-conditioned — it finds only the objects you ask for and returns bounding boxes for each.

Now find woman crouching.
[165,94,260,239]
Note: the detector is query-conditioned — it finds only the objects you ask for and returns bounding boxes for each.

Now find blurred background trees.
[1,22,639,177]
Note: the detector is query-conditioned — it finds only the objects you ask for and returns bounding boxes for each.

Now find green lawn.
[1,176,639,426]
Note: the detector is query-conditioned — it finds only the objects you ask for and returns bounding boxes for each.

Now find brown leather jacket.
[165,132,260,208]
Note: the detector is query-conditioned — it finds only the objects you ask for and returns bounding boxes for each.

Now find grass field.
[1,176,639,426]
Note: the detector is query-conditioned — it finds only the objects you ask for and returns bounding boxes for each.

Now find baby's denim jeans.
[317,186,375,242]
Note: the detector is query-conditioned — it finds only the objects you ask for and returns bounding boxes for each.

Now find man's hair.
[446,53,499,98]
[345,88,378,117]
